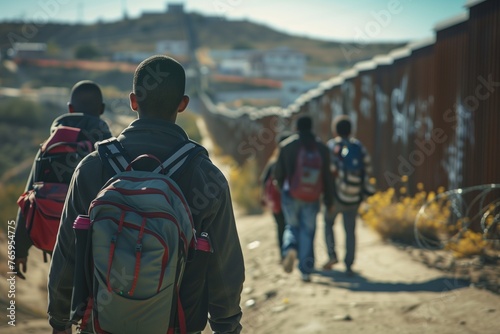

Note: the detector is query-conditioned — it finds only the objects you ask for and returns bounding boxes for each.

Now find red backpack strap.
[41,126,81,152]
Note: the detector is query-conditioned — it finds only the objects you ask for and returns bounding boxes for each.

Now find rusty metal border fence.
[199,0,500,194]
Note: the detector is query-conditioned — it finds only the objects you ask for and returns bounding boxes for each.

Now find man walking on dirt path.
[47,56,245,334]
[14,80,112,279]
[322,115,375,276]
[274,115,333,282]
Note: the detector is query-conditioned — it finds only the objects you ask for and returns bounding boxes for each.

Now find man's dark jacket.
[47,118,245,333]
[273,131,333,208]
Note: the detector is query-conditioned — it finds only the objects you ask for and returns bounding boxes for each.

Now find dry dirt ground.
[237,212,500,334]
[1,210,499,334]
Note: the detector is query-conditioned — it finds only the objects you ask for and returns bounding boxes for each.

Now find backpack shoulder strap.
[96,138,132,175]
[98,138,208,179]
[154,140,208,179]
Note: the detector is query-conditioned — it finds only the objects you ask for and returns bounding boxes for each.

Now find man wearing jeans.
[273,116,333,282]
[322,115,375,276]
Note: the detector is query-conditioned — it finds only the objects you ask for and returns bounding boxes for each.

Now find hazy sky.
[0,0,469,42]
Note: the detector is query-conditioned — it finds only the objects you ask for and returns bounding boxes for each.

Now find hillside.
[0,11,402,68]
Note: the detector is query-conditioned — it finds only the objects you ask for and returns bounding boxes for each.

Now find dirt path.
[238,212,500,334]
[1,210,499,333]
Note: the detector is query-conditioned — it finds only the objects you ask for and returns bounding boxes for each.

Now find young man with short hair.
[322,115,375,276]
[273,116,333,282]
[14,80,112,278]
[47,56,245,334]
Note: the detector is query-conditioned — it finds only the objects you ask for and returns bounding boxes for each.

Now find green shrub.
[74,44,101,59]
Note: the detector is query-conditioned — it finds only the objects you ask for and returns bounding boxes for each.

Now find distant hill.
[0,11,403,68]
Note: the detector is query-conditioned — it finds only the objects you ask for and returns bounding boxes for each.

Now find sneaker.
[346,267,355,277]
[301,273,311,282]
[322,258,339,271]
[282,248,297,273]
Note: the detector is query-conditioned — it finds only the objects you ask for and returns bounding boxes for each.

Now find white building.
[209,47,306,80]
[8,43,47,59]
[167,3,184,14]
[260,47,306,80]
[218,58,253,76]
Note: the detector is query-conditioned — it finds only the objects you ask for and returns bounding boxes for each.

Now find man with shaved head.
[14,80,112,279]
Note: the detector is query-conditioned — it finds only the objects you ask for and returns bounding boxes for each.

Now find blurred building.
[210,47,307,80]
[8,43,47,59]
[258,47,306,80]
[167,3,185,14]
[141,2,184,18]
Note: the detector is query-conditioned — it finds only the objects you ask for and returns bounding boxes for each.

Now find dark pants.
[324,205,359,269]
[273,211,286,258]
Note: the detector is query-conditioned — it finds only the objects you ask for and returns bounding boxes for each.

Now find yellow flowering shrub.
[362,180,497,258]
[445,230,487,258]
[360,183,443,244]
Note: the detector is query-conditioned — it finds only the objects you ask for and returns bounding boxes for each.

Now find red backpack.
[17,126,94,254]
[289,143,323,202]
[264,175,282,213]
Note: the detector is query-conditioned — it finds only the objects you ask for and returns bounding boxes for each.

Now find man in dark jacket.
[273,116,333,282]
[14,80,112,278]
[47,56,245,334]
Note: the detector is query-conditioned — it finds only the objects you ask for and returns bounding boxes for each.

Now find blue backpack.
[330,138,366,205]
[336,139,364,174]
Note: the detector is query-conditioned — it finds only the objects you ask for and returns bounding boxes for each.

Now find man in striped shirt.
[322,115,375,276]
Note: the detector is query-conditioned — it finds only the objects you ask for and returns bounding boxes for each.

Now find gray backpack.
[83,138,205,334]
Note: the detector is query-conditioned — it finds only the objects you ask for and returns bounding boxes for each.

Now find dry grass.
[219,155,263,216]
